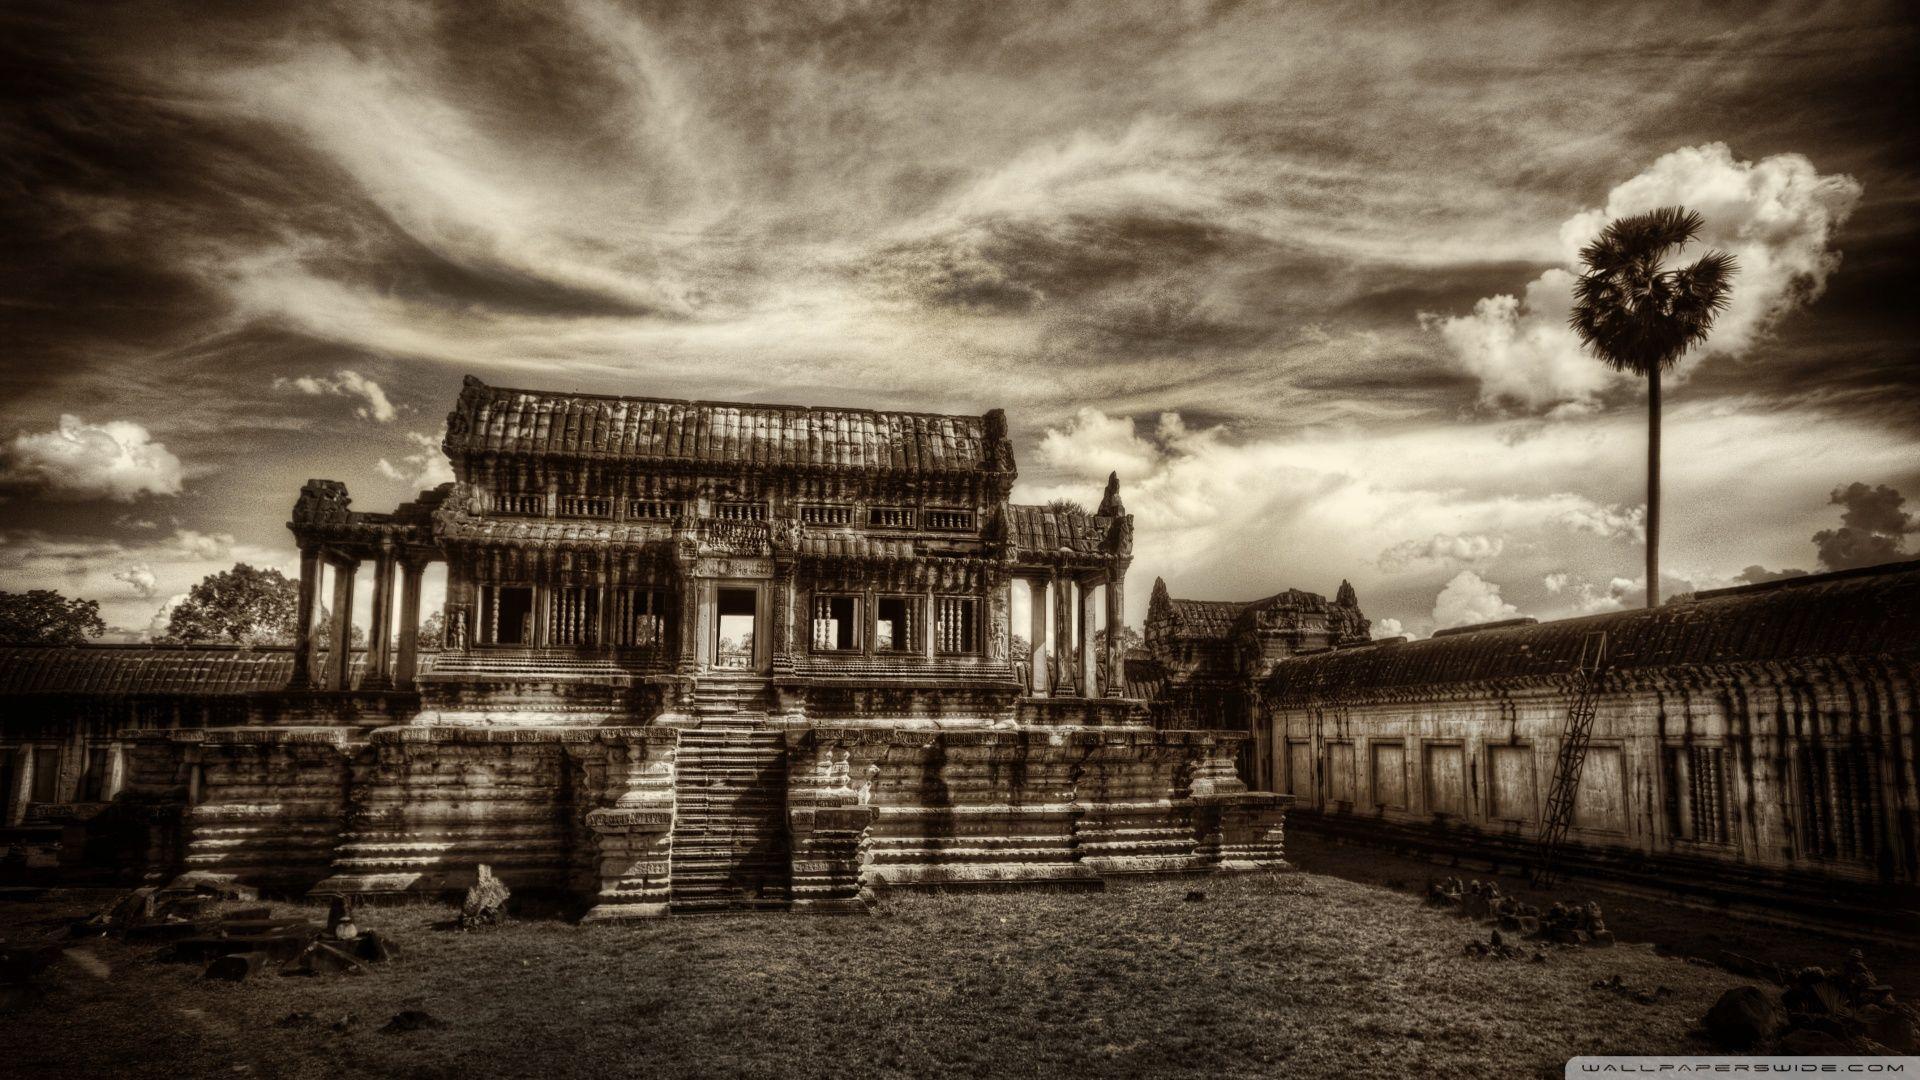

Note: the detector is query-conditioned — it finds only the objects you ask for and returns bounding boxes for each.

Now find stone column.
[676,570,700,674]
[1051,574,1073,696]
[288,546,322,690]
[1078,577,1098,698]
[327,557,358,690]
[363,547,397,690]
[394,558,425,689]
[770,562,795,675]
[1104,567,1126,697]
[1027,576,1049,696]
[4,745,29,826]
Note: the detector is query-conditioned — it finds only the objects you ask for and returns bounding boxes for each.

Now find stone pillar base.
[580,806,673,922]
[788,805,874,914]
[1196,791,1293,872]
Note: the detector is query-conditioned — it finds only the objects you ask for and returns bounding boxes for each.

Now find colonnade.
[1020,569,1125,698]
[288,543,437,692]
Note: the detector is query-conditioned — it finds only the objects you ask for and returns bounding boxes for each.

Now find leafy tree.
[1570,207,1736,607]
[418,609,445,650]
[1045,498,1088,516]
[162,563,300,644]
[0,589,106,645]
[314,609,367,650]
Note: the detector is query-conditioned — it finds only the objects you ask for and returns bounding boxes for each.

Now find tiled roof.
[445,376,1004,474]
[1264,561,1920,702]
[1007,504,1106,557]
[1168,599,1247,638]
[0,646,372,696]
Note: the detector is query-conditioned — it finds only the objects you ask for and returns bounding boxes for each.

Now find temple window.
[492,491,544,516]
[550,586,602,646]
[874,596,918,653]
[924,509,975,531]
[558,495,612,518]
[610,588,666,647]
[480,585,536,645]
[934,596,980,655]
[715,501,766,522]
[627,499,680,520]
[812,594,860,651]
[868,506,915,529]
[800,505,853,526]
[31,747,60,803]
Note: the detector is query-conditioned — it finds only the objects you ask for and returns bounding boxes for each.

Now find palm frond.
[1576,206,1703,274]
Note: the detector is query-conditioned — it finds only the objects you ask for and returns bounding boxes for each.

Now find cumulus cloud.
[1557,503,1645,543]
[273,369,396,422]
[1378,533,1504,572]
[146,593,189,641]
[1813,481,1914,571]
[170,529,235,561]
[1426,143,1863,411]
[1373,617,1417,641]
[1563,572,1701,613]
[376,430,456,488]
[1543,572,1569,594]
[0,415,185,502]
[1432,571,1521,630]
[112,563,157,598]
[1736,565,1809,585]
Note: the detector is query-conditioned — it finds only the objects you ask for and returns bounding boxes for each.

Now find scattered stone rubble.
[66,882,399,984]
[1428,877,1614,955]
[1702,950,1916,1055]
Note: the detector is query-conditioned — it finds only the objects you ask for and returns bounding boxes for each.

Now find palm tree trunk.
[1646,368,1661,608]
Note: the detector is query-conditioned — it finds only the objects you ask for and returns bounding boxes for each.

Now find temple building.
[2,377,1287,915]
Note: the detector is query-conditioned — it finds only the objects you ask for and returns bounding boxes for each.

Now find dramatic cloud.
[112,563,157,598]
[0,415,185,502]
[273,370,397,422]
[1432,571,1520,630]
[1427,144,1863,411]
[1,3,1915,639]
[1813,481,1914,571]
[1378,533,1504,572]
[376,430,456,489]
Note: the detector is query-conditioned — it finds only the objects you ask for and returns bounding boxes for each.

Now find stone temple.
[3,375,1915,927]
[0,376,1286,916]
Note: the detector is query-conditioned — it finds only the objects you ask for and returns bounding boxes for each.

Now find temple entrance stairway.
[669,689,791,912]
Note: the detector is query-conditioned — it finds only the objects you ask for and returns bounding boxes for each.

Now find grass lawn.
[1,871,1755,1080]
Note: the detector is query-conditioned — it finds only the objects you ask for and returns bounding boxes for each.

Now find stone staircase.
[689,671,773,717]
[669,716,791,913]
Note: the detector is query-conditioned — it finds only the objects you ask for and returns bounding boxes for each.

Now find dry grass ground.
[1,871,1756,1080]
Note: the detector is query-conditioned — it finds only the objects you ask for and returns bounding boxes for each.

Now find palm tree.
[1569,207,1736,608]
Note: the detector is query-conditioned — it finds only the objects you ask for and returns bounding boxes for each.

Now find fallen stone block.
[204,951,268,982]
[278,941,369,978]
[1703,986,1787,1051]
[172,930,318,964]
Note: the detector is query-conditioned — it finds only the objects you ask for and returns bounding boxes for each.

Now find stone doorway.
[714,587,758,669]
[492,586,534,645]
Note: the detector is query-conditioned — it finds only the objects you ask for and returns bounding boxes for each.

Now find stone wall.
[1267,657,1912,914]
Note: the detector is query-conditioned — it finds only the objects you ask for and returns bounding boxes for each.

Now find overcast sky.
[2,0,1916,641]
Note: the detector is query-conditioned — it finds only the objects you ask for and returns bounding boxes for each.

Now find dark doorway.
[495,586,534,645]
[716,587,757,668]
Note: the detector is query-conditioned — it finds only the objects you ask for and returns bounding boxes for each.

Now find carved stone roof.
[444,376,1009,475]
[1167,599,1247,638]
[0,645,373,696]
[1263,560,1920,703]
[1007,504,1107,557]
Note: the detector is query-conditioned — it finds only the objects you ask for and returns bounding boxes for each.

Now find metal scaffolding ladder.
[1533,631,1608,887]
